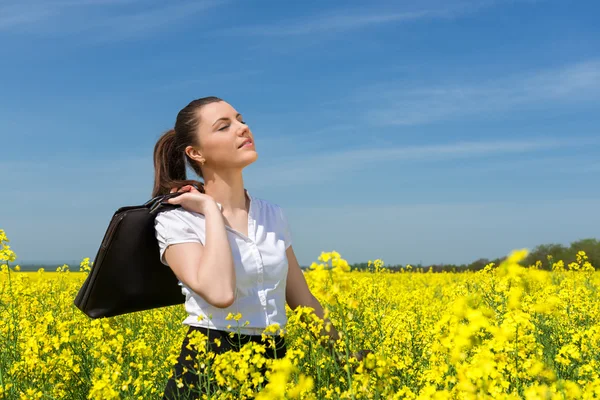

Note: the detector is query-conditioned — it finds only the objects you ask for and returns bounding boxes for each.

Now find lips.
[238,139,252,148]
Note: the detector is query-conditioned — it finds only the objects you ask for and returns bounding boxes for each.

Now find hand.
[166,185,218,215]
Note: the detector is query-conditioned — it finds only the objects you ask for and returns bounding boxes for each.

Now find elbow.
[189,280,236,309]
[208,291,235,309]
[191,266,236,308]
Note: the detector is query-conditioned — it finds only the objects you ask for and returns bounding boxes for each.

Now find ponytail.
[152,96,223,197]
[152,128,204,197]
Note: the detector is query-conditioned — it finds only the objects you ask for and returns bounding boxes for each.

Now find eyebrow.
[212,113,242,127]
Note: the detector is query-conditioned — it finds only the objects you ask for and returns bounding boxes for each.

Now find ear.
[185,145,204,163]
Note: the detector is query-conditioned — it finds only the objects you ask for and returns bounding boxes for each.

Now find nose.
[236,121,250,136]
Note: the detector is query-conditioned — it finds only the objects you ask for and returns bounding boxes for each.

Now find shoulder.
[253,196,283,215]
[253,196,287,225]
[154,207,205,228]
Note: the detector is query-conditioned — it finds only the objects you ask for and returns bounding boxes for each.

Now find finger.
[167,193,184,204]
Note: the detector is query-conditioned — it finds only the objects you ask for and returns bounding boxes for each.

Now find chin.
[241,152,258,167]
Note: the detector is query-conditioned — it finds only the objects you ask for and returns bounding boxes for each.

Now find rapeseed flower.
[1,229,599,398]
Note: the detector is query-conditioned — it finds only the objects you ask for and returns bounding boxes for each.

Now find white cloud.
[363,60,600,125]
[0,0,224,39]
[0,0,542,41]
[222,0,538,37]
[5,136,592,205]
[247,136,600,188]
[155,69,264,92]
[2,133,596,265]
[231,10,437,37]
[284,197,600,266]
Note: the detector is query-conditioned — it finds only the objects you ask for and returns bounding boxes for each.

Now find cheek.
[205,136,236,160]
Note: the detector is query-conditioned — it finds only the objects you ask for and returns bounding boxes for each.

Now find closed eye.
[218,119,246,131]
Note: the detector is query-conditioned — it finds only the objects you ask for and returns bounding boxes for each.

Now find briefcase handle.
[146,192,184,215]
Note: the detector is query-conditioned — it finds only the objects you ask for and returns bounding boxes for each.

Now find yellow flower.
[0,241,598,399]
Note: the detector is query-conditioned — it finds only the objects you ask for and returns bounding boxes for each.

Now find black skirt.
[162,325,287,400]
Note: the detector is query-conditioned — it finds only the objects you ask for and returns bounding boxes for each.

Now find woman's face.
[187,101,257,170]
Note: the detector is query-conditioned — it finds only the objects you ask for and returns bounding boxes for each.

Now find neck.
[202,170,248,212]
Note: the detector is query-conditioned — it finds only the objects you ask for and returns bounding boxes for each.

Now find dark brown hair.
[152,96,223,197]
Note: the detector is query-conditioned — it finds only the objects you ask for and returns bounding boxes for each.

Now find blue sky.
[1,0,599,267]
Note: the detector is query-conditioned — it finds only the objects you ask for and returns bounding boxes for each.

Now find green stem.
[6,264,19,365]
[0,361,5,400]
[514,323,520,392]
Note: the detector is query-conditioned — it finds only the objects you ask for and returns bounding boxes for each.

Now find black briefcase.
[74,192,186,319]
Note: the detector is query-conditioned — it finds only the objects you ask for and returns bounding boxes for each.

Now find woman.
[152,97,345,399]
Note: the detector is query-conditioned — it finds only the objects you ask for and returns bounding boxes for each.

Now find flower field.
[1,228,600,399]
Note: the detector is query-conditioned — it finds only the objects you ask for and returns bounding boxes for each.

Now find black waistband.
[185,325,286,358]
[187,325,285,341]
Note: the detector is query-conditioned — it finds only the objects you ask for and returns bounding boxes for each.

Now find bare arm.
[163,202,236,308]
[285,245,340,342]
[285,245,372,363]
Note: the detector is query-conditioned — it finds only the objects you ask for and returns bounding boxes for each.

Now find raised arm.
[162,202,236,308]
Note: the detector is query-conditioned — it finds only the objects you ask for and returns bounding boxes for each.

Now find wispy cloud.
[284,197,599,266]
[9,136,586,196]
[223,0,533,37]
[155,69,264,92]
[0,0,224,39]
[230,10,437,37]
[363,60,600,125]
[248,136,600,188]
[427,155,600,176]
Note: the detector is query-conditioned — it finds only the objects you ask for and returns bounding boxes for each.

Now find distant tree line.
[15,238,599,273]
[350,238,600,273]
